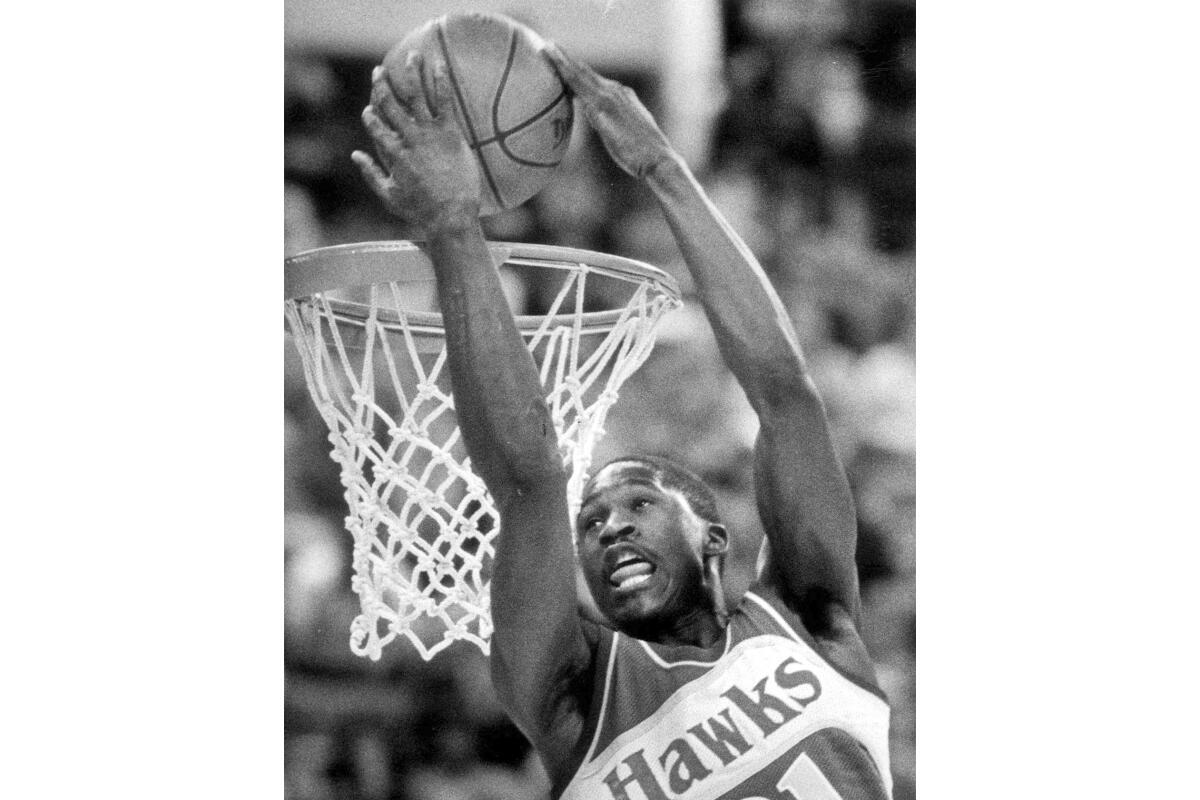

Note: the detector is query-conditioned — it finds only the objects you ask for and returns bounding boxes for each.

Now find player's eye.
[632,497,651,511]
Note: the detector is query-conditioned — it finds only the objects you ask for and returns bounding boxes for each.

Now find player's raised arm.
[353,54,592,770]
[545,44,862,625]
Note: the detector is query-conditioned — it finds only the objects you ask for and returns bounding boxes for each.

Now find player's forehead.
[581,462,665,504]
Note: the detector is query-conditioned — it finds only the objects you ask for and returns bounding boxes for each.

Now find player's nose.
[598,519,636,547]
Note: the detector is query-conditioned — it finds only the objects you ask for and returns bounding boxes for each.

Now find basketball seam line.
[484,91,571,168]
[485,34,569,169]
[436,22,504,209]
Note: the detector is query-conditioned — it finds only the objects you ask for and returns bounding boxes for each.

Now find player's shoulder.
[738,580,882,696]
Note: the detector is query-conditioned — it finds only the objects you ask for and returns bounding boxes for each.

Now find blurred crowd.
[285,1,915,798]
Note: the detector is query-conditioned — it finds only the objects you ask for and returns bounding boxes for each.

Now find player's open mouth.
[609,555,655,590]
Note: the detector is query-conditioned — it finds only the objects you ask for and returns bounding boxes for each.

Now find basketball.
[384,13,574,216]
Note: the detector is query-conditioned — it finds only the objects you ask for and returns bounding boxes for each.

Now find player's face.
[575,464,709,632]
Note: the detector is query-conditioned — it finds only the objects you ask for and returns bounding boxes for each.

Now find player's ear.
[702,523,728,557]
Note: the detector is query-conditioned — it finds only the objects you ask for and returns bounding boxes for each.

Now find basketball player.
[352,44,893,800]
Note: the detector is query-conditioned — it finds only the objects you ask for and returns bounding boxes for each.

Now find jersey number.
[747,754,844,800]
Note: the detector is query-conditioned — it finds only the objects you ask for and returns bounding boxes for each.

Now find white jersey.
[557,588,892,800]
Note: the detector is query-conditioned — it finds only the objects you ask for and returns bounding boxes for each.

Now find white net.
[285,245,680,660]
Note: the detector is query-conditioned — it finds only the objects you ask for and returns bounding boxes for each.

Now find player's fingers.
[350,150,392,200]
[370,66,415,131]
[427,59,456,124]
[541,42,605,96]
[361,105,404,159]
[391,51,433,122]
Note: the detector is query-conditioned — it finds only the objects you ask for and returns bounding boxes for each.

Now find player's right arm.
[545,45,873,680]
[351,55,593,776]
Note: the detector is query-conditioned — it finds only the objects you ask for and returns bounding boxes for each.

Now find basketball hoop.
[285,241,681,660]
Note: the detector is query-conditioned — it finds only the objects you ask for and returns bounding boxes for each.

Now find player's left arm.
[351,54,596,773]
[545,45,863,630]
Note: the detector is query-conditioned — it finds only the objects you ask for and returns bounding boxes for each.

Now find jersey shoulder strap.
[740,585,888,703]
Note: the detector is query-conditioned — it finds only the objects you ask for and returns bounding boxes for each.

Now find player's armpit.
[757,577,881,692]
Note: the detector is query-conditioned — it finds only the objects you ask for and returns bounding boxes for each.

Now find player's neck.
[635,606,726,649]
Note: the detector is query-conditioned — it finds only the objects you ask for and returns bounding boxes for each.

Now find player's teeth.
[611,561,652,585]
[619,573,651,589]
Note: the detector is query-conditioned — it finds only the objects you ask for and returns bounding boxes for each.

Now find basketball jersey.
[556,588,892,800]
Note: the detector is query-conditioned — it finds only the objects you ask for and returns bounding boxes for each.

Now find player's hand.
[351,53,482,233]
[542,42,676,180]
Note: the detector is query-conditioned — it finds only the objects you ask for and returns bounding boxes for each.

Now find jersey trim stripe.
[637,627,732,669]
[581,629,621,766]
[744,591,890,703]
[743,590,807,644]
